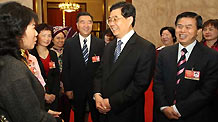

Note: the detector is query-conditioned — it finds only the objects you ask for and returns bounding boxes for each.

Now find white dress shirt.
[79,33,91,53]
[177,40,197,62]
[116,29,135,52]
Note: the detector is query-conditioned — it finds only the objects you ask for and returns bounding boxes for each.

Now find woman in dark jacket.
[31,23,60,111]
[0,2,56,122]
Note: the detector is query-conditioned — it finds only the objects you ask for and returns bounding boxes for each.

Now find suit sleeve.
[1,77,56,122]
[62,40,73,91]
[109,43,156,112]
[176,52,218,117]
[153,50,170,108]
[93,51,104,94]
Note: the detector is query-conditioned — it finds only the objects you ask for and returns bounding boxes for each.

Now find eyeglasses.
[106,16,124,24]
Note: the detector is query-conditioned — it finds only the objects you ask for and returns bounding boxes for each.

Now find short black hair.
[110,2,136,27]
[160,26,176,43]
[202,19,218,42]
[35,23,53,48]
[35,23,53,34]
[175,12,202,30]
[76,12,93,23]
[0,2,38,59]
[203,19,218,30]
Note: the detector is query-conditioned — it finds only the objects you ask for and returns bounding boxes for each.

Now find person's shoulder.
[157,44,178,57]
[49,49,57,55]
[133,33,155,50]
[91,35,105,46]
[197,42,218,57]
[133,33,152,44]
[65,33,79,44]
[1,55,29,81]
[2,55,24,69]
[162,44,177,52]
[49,50,59,61]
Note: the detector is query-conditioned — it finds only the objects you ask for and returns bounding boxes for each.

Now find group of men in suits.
[62,1,218,122]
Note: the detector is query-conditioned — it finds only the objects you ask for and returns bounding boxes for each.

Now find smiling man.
[153,12,218,122]
[62,12,104,122]
[93,2,156,122]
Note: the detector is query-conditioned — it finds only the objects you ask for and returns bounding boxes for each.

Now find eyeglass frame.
[106,16,125,25]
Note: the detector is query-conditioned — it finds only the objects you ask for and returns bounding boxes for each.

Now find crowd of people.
[0,1,218,122]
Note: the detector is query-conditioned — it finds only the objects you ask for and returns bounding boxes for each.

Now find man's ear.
[197,28,202,36]
[127,16,133,26]
[76,22,78,28]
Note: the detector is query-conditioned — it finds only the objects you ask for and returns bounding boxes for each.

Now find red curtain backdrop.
[47,8,80,31]
[65,11,79,31]
[47,8,63,26]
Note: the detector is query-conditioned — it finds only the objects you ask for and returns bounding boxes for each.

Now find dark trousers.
[58,94,71,122]
[74,94,100,122]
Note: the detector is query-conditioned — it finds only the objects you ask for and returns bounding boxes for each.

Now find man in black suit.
[153,12,218,122]
[93,2,156,122]
[62,12,104,122]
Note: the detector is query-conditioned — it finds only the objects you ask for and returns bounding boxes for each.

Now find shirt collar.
[79,33,91,42]
[178,40,197,61]
[117,29,134,44]
[178,40,197,53]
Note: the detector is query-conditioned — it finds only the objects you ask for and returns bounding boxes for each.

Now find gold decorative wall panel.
[133,0,218,47]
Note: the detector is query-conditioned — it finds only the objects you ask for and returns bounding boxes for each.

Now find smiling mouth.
[204,35,211,37]
[179,34,187,39]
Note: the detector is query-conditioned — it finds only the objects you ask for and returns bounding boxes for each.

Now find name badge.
[49,61,56,69]
[92,55,100,63]
[185,69,200,81]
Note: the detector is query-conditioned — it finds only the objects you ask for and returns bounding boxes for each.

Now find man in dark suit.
[93,2,156,122]
[62,12,104,122]
[153,12,218,122]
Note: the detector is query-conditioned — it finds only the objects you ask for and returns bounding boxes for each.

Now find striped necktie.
[173,48,188,104]
[177,48,188,84]
[82,39,89,64]
[114,39,123,62]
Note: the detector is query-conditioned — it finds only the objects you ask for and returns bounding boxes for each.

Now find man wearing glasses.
[93,2,156,122]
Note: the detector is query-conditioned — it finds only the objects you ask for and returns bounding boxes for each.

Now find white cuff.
[160,106,169,111]
[93,93,102,100]
[172,105,181,117]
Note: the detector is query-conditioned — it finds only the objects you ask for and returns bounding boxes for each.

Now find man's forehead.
[177,17,197,24]
[109,8,122,16]
[79,15,92,20]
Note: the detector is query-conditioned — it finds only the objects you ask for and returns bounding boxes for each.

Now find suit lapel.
[106,33,136,79]
[74,35,86,66]
[171,44,179,86]
[104,39,116,78]
[87,35,96,66]
[185,42,202,71]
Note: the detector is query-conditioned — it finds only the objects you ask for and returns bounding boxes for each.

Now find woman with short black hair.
[0,2,56,122]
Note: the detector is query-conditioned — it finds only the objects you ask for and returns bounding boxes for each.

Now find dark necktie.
[114,40,123,62]
[174,48,188,104]
[82,39,89,64]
